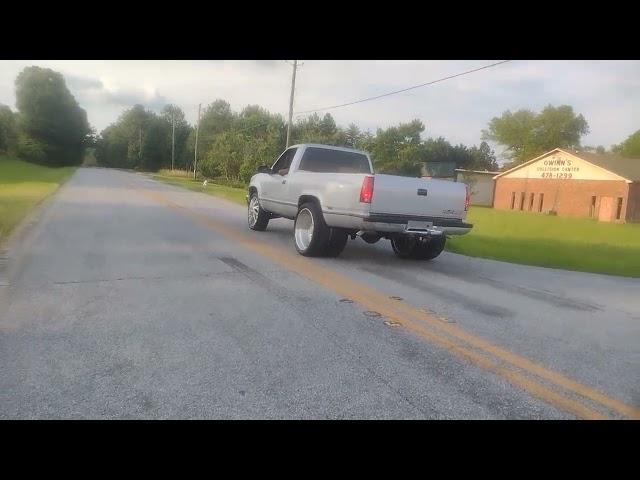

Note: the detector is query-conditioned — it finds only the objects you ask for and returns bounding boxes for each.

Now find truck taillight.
[359,176,375,203]
[464,186,470,211]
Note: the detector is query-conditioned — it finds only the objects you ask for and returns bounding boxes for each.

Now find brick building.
[493,148,640,222]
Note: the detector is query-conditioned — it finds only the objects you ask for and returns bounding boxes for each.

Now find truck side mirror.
[257,165,273,174]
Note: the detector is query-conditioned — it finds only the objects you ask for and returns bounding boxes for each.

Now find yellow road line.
[389,300,640,419]
[139,186,639,420]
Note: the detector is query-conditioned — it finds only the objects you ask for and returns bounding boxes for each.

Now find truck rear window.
[298,147,371,174]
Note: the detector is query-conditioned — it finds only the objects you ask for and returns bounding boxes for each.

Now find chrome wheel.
[248,196,260,227]
[294,208,314,251]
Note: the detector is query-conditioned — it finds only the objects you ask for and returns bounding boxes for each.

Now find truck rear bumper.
[362,221,471,236]
[323,211,473,236]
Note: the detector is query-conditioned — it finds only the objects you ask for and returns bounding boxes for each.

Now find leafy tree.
[119,104,154,167]
[422,137,471,168]
[200,131,245,179]
[160,104,191,169]
[482,104,589,167]
[197,99,237,156]
[140,117,169,171]
[535,105,589,149]
[468,141,499,171]
[95,124,127,168]
[15,66,91,166]
[367,119,425,175]
[16,132,47,164]
[356,130,374,151]
[95,105,167,170]
[292,112,347,146]
[611,129,640,157]
[0,104,18,154]
[319,113,337,138]
[345,123,361,148]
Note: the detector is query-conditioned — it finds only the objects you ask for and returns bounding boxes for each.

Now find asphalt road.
[1,168,638,419]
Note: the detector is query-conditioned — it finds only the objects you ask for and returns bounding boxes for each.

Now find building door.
[598,196,615,222]
[590,196,597,218]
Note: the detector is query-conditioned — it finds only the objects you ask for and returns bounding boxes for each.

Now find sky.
[1,60,638,160]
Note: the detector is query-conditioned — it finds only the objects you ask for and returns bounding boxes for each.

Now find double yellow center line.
[139,185,639,420]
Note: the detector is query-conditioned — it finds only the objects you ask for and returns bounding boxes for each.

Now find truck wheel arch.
[298,195,322,210]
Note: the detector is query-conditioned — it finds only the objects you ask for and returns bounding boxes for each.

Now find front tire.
[294,202,330,256]
[248,192,269,231]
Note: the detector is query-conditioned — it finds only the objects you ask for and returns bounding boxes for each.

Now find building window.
[529,192,535,211]
[510,192,516,210]
[538,193,544,212]
[590,196,597,218]
[616,197,623,220]
[520,192,525,211]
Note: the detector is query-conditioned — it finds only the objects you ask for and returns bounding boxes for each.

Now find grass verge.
[152,171,247,205]
[0,156,76,244]
[447,206,640,277]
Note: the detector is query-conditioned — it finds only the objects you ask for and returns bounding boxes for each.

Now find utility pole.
[193,103,201,180]
[286,60,300,148]
[171,111,175,171]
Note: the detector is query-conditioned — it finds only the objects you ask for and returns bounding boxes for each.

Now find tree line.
[2,66,639,179]
[93,101,501,182]
[100,101,634,183]
[0,67,92,166]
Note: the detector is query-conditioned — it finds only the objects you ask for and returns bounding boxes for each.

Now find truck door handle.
[282,179,287,184]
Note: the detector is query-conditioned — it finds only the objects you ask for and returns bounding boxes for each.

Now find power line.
[294,60,512,116]
[196,61,512,139]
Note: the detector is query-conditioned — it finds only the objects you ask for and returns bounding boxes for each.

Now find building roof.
[494,148,640,182]
[455,169,501,175]
[569,151,640,181]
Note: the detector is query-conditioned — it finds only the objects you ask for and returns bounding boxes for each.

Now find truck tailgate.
[370,174,467,219]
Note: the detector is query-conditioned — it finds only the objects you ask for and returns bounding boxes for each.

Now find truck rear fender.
[298,194,322,210]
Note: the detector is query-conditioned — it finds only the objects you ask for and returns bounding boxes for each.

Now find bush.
[16,133,47,165]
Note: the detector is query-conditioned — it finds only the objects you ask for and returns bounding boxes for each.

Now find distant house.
[455,169,500,207]
[493,148,640,222]
[421,161,456,180]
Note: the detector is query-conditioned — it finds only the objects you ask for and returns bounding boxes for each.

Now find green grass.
[152,171,247,205]
[0,156,76,244]
[447,206,640,277]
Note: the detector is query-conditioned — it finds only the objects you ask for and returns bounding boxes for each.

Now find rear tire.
[294,202,330,256]
[248,192,269,231]
[391,235,416,259]
[412,235,446,260]
[391,235,446,260]
[323,229,349,257]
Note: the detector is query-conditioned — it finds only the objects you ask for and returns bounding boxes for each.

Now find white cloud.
[0,60,638,151]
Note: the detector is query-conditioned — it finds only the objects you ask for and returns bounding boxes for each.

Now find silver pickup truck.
[247,144,472,259]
